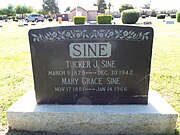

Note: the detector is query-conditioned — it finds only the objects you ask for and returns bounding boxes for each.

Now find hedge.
[73,16,86,25]
[121,9,140,24]
[97,14,112,24]
[177,12,180,22]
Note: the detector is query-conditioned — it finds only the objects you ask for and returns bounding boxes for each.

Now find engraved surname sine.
[69,42,111,58]
[66,61,91,68]
[107,77,121,84]
[82,77,102,85]
[61,78,79,85]
[101,60,116,68]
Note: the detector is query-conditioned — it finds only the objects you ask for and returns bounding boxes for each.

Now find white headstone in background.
[165,20,174,24]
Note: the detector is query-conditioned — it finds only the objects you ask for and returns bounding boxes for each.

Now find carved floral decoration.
[31,29,151,43]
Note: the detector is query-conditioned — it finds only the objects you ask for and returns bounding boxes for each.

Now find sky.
[0,0,180,12]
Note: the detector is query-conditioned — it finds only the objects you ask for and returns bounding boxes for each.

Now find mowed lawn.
[0,18,180,134]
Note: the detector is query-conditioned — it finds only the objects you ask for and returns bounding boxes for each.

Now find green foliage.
[121,9,139,24]
[176,12,180,22]
[37,9,48,15]
[97,14,112,24]
[7,5,16,16]
[119,4,134,13]
[0,5,33,17]
[73,16,86,24]
[157,14,166,19]
[16,5,33,17]
[142,3,150,9]
[0,8,7,15]
[64,7,70,12]
[94,0,107,14]
[1,4,16,16]
[42,0,59,17]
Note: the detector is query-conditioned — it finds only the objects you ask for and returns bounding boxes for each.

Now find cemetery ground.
[0,18,180,134]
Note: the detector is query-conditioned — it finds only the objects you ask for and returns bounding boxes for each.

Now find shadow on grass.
[5,129,60,135]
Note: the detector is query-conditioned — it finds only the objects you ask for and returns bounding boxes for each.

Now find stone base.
[7,90,178,135]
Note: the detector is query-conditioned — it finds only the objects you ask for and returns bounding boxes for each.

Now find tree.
[0,8,6,15]
[3,5,16,16]
[16,5,33,17]
[37,9,48,15]
[42,0,59,18]
[94,0,107,14]
[141,3,150,9]
[64,7,70,12]
[119,4,134,13]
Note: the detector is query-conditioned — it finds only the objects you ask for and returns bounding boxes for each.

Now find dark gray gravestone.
[29,25,154,105]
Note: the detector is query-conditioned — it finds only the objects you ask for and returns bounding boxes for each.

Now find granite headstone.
[29,25,153,104]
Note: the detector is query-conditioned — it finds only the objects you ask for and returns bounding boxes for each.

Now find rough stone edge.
[6,90,178,135]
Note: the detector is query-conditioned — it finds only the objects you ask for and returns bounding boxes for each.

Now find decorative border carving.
[31,29,150,43]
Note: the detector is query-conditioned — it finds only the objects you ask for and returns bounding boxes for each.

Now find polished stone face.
[29,25,154,104]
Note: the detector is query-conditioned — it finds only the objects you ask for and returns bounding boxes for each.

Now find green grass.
[0,18,180,134]
[0,23,33,127]
[150,19,180,134]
